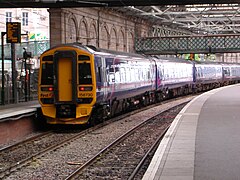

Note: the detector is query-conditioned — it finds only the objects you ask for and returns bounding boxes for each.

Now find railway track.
[0,130,77,178]
[0,126,105,179]
[65,103,186,179]
[1,95,195,179]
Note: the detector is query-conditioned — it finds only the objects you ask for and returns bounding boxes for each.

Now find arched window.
[79,20,88,45]
[128,32,134,53]
[118,30,124,52]
[89,23,97,47]
[110,28,117,50]
[67,18,77,43]
[100,25,109,49]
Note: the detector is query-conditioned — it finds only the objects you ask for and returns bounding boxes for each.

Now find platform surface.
[0,101,39,120]
[143,84,240,180]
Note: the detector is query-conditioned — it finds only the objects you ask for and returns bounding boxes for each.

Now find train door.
[155,61,162,90]
[101,57,108,101]
[95,56,108,102]
[54,51,77,103]
[105,57,115,100]
[192,62,196,83]
[58,58,72,101]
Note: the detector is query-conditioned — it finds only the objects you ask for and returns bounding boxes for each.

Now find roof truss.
[115,4,240,35]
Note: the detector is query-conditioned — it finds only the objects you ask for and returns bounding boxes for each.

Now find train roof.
[41,43,148,59]
[86,45,148,59]
[193,60,222,65]
[151,55,193,64]
[40,43,92,54]
[194,60,240,65]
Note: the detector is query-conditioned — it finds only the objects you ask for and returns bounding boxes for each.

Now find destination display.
[6,22,21,43]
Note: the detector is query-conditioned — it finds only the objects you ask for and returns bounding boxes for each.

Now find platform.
[0,100,39,121]
[143,84,240,180]
[0,100,40,145]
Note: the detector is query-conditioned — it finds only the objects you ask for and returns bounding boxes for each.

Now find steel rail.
[128,124,171,180]
[0,123,105,179]
[0,131,51,151]
[65,116,151,179]
[64,102,187,180]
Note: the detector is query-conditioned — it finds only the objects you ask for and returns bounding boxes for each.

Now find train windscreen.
[79,63,92,84]
[41,63,53,85]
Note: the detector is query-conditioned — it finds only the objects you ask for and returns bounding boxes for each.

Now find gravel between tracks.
[4,97,193,180]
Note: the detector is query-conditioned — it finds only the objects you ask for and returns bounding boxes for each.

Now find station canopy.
[113,4,240,35]
[1,1,240,35]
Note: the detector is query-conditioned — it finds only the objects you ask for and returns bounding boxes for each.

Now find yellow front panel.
[58,58,72,101]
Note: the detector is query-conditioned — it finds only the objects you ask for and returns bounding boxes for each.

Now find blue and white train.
[38,43,240,125]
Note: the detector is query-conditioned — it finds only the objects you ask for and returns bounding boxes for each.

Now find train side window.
[78,63,92,84]
[41,63,53,85]
[78,55,90,61]
[119,67,124,83]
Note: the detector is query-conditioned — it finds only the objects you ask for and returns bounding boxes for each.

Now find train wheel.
[163,89,169,99]
[141,96,146,106]
[155,93,161,102]
[142,95,150,106]
[184,87,189,95]
[103,104,111,119]
[110,100,119,117]
[156,91,164,102]
[88,106,106,126]
[168,90,174,98]
[121,100,127,112]
[88,116,96,127]
[150,93,155,104]
[34,108,47,130]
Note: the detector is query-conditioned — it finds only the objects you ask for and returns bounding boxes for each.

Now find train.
[38,43,240,125]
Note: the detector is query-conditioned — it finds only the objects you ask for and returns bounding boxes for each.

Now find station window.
[22,12,28,26]
[6,12,12,22]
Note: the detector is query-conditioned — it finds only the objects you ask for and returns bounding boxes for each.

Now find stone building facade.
[49,7,151,53]
[0,8,49,42]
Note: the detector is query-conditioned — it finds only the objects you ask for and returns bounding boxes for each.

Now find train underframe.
[89,84,193,126]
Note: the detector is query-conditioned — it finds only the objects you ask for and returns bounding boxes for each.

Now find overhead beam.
[1,0,240,8]
[135,34,240,55]
[162,17,240,23]
[141,10,240,16]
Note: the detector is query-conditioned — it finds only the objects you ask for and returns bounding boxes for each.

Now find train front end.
[38,44,96,124]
